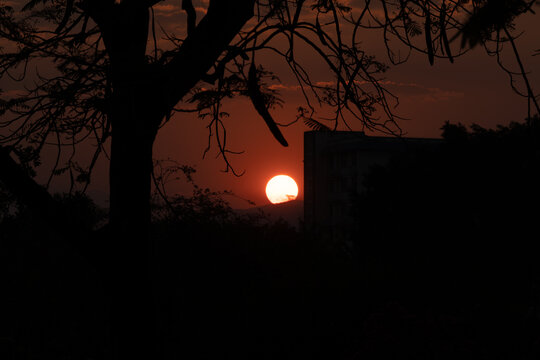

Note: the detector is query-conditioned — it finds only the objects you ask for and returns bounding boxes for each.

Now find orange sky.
[147,5,540,209]
[3,1,540,209]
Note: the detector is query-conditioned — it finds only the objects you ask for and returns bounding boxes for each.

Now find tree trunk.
[89,4,162,359]
[107,86,160,360]
[87,3,257,358]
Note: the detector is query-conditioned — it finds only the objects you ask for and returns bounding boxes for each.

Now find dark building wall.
[304,131,441,242]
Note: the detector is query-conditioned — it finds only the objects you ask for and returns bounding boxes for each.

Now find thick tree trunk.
[85,2,257,358]
[106,87,160,360]
[89,4,161,359]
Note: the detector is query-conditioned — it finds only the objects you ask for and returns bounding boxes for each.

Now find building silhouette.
[304,131,442,242]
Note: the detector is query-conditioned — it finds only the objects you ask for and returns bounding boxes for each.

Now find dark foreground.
[2,119,540,359]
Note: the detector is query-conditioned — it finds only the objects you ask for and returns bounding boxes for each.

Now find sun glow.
[265,175,299,204]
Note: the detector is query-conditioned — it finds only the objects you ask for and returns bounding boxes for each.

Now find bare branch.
[182,0,196,36]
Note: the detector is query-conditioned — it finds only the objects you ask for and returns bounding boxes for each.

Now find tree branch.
[182,0,196,36]
[158,1,255,120]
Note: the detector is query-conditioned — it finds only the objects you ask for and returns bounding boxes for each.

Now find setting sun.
[265,175,299,204]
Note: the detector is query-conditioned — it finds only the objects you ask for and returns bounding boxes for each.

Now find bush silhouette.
[351,117,540,359]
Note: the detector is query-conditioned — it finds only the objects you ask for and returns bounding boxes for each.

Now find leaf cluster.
[460,0,535,48]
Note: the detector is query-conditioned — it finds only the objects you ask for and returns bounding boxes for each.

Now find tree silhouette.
[0,1,538,359]
[350,116,540,358]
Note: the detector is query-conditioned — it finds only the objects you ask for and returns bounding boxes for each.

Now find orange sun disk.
[265,175,299,204]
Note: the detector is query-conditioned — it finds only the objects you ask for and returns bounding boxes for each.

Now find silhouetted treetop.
[358,115,540,249]
[1,0,537,187]
[0,4,538,359]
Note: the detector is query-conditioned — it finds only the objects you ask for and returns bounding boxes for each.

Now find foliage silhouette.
[0,0,537,232]
[0,1,538,359]
[351,116,540,359]
[3,120,540,359]
[0,191,108,360]
[1,181,365,360]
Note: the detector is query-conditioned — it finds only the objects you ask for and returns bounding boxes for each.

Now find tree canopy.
[0,2,538,359]
[0,0,537,192]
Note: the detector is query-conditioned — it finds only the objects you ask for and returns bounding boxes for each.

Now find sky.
[2,1,540,209]
[148,2,540,208]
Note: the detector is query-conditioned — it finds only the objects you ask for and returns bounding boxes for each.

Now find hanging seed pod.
[55,0,74,33]
[247,62,288,147]
[425,8,434,65]
[440,3,454,63]
[315,17,329,47]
